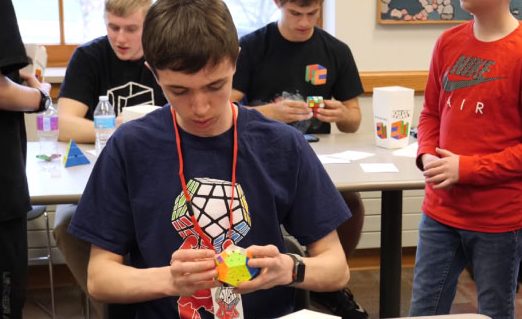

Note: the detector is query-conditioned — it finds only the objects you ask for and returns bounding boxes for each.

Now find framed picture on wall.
[378,0,522,24]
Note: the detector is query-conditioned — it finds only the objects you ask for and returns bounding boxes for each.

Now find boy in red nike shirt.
[411,0,522,318]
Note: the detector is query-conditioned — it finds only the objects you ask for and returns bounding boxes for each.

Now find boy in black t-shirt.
[231,1,367,318]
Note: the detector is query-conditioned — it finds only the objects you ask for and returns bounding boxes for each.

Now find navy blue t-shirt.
[233,22,364,134]
[70,105,350,318]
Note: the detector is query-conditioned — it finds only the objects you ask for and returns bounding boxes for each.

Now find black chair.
[27,205,56,319]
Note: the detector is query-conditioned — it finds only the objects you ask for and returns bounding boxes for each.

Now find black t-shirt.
[59,36,167,120]
[233,22,364,133]
[0,0,31,221]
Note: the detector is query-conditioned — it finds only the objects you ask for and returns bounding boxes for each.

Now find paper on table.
[318,150,374,164]
[277,309,341,318]
[392,142,418,158]
[86,149,97,157]
[360,163,399,173]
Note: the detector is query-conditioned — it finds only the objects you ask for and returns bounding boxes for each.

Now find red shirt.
[417,21,522,232]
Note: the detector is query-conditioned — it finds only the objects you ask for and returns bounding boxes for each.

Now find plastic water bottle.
[36,103,61,176]
[93,95,116,155]
[36,103,59,156]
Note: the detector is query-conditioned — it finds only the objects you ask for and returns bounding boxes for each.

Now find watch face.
[287,253,306,284]
[295,260,305,283]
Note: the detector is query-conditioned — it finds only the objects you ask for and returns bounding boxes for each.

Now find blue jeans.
[410,213,522,319]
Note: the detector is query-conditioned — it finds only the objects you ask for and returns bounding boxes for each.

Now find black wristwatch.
[29,88,51,113]
[286,253,305,286]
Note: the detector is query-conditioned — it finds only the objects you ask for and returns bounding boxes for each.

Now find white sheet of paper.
[318,155,351,164]
[360,163,399,173]
[277,309,341,318]
[86,149,97,157]
[392,142,418,158]
[318,150,374,164]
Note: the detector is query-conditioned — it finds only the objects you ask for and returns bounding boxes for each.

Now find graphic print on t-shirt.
[305,64,327,85]
[442,55,502,92]
[107,81,155,115]
[442,54,505,116]
[170,177,251,319]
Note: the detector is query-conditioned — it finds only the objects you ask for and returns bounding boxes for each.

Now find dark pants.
[0,216,27,319]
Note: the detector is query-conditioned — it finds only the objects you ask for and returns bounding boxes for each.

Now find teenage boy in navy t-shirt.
[69,1,352,318]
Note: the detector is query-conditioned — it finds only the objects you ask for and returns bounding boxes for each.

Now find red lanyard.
[170,104,238,251]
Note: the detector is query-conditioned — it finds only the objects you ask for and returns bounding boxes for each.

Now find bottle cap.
[99,95,109,101]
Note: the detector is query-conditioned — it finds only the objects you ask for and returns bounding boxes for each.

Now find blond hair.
[105,0,152,17]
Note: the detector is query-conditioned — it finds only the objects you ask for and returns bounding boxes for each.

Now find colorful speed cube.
[215,246,259,287]
[307,96,324,116]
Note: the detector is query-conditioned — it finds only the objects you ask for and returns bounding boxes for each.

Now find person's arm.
[417,39,444,171]
[231,89,312,123]
[87,245,219,303]
[0,73,49,112]
[235,230,349,294]
[314,97,361,133]
[423,142,522,190]
[57,97,96,143]
[294,230,349,291]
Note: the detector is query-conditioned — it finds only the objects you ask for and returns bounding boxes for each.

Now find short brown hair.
[105,0,152,17]
[142,0,239,74]
[278,0,323,7]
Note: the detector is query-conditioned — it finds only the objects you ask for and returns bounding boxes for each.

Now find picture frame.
[377,0,522,25]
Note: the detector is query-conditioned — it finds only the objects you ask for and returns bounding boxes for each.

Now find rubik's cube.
[307,96,325,116]
[376,122,387,139]
[215,246,259,287]
[305,64,327,85]
[391,121,409,140]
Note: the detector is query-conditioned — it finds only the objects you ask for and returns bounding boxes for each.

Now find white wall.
[324,0,454,72]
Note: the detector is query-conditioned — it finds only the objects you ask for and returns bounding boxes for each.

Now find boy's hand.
[19,70,51,95]
[168,249,219,296]
[315,99,346,123]
[233,244,294,294]
[423,148,460,189]
[263,99,312,123]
